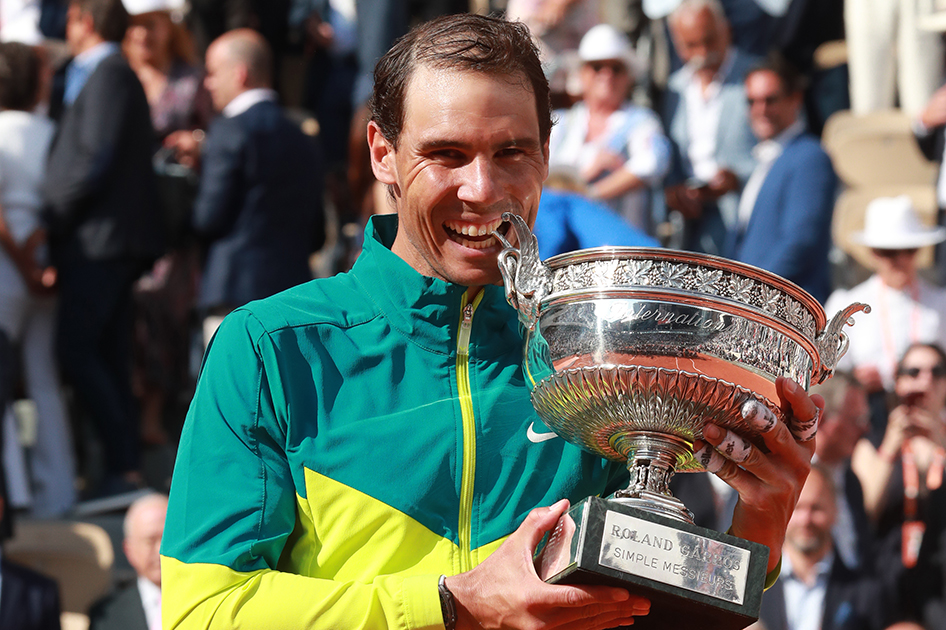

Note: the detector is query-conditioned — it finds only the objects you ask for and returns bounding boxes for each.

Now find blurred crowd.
[2,0,946,628]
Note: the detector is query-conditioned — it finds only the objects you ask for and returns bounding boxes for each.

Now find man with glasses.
[725,54,837,303]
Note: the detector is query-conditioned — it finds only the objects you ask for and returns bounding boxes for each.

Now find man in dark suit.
[0,498,62,630]
[42,0,165,494]
[759,463,892,630]
[89,493,168,630]
[194,28,325,344]
[725,55,837,304]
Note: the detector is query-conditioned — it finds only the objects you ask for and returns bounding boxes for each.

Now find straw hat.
[849,195,946,249]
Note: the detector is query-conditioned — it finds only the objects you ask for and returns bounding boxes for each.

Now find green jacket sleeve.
[160,310,444,630]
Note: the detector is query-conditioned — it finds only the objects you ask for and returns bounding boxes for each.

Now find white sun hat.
[577,24,642,77]
[850,195,946,249]
[122,0,185,16]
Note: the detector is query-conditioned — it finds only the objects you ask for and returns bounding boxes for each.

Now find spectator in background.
[662,0,757,255]
[725,54,837,303]
[547,23,671,236]
[758,463,892,630]
[913,83,946,285]
[194,28,325,345]
[853,344,946,546]
[0,497,62,630]
[0,41,77,518]
[532,188,660,258]
[43,0,165,496]
[845,0,943,118]
[811,372,874,572]
[89,493,168,630]
[122,0,211,446]
[825,198,946,415]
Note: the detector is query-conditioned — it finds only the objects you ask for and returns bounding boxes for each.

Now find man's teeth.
[444,219,504,237]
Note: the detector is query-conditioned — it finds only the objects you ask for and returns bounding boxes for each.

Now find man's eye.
[498,147,524,158]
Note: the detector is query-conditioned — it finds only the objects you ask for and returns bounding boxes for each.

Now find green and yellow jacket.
[160,214,629,629]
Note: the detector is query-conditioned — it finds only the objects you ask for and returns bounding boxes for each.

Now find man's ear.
[367,121,398,189]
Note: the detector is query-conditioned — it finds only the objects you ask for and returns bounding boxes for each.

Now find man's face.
[65,4,92,55]
[671,7,729,73]
[745,70,801,141]
[369,65,549,287]
[204,40,242,112]
[815,386,869,464]
[123,500,167,587]
[785,471,836,556]
[579,59,632,111]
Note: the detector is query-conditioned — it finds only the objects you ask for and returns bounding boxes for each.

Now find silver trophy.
[495,213,868,630]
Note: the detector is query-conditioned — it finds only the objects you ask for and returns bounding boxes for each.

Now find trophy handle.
[814,302,871,384]
[495,212,551,329]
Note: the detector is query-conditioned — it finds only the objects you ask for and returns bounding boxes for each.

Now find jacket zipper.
[456,290,482,572]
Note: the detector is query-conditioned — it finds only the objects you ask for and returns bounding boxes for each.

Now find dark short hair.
[0,42,40,111]
[746,52,807,95]
[897,342,946,376]
[369,13,551,147]
[72,0,128,43]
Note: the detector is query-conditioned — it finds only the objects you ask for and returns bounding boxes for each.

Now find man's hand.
[664,183,703,219]
[692,377,820,573]
[446,499,651,629]
[164,130,203,170]
[704,169,740,199]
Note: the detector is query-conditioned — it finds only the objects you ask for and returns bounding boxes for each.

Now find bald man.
[191,28,326,345]
[89,493,168,630]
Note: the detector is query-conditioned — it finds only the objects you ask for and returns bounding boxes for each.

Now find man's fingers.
[520,499,571,550]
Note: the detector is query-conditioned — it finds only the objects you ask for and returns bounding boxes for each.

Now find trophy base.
[535,496,769,630]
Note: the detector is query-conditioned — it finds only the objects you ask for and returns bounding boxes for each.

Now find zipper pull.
[462,303,474,330]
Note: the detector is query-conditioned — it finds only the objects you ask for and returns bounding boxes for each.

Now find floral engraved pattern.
[545,256,819,338]
[628,259,654,285]
[730,275,755,303]
[695,268,723,294]
[659,262,688,289]
[594,259,620,286]
[760,285,782,314]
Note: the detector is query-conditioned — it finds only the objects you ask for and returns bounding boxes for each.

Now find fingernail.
[785,379,799,393]
[633,599,651,613]
[703,424,722,440]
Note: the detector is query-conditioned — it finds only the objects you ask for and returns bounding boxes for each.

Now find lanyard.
[878,281,921,379]
[901,439,945,567]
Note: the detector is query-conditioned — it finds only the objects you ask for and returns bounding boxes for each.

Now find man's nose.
[457,156,504,205]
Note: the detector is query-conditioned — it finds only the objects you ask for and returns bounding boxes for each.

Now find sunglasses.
[897,365,946,379]
[587,61,627,74]
[872,248,919,259]
[746,94,785,107]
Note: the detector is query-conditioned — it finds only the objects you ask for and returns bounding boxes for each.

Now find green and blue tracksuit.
[160,214,629,629]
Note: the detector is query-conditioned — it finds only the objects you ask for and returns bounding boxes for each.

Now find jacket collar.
[350,214,521,356]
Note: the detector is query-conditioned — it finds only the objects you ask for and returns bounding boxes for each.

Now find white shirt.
[0,0,42,44]
[222,88,279,118]
[0,110,56,243]
[782,551,833,630]
[737,119,805,228]
[137,576,162,630]
[682,51,736,183]
[825,275,946,390]
[548,102,671,231]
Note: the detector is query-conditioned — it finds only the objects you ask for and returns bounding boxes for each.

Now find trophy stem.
[609,431,695,524]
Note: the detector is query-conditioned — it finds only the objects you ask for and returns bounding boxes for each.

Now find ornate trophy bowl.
[496,213,868,629]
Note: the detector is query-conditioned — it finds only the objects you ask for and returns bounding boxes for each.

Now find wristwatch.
[438,575,457,630]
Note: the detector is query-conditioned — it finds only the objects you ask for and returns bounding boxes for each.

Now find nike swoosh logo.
[527,422,559,443]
